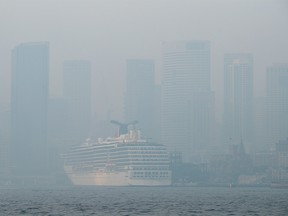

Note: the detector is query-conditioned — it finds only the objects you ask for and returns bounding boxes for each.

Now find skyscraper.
[11,42,49,176]
[253,97,266,152]
[0,103,10,176]
[63,60,91,145]
[266,64,288,149]
[124,59,158,141]
[161,41,213,162]
[223,53,254,150]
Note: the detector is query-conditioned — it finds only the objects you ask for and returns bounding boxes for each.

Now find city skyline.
[0,40,286,146]
[0,0,287,122]
[0,40,287,145]
[0,0,287,184]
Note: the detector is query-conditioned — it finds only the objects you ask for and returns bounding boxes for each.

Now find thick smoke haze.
[1,3,288,211]
[0,0,287,120]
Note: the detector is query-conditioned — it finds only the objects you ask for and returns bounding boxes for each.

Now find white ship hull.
[65,167,171,186]
[66,171,129,186]
[128,178,171,186]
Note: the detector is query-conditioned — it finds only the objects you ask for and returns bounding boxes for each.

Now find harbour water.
[0,186,287,215]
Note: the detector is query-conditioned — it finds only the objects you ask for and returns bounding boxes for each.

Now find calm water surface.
[0,187,287,215]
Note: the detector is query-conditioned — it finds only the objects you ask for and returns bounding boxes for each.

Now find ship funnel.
[110,120,138,136]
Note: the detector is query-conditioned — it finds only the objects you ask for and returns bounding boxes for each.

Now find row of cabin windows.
[133,167,169,170]
[128,147,165,151]
[132,171,169,178]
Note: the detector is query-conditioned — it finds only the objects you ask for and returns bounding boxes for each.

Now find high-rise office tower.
[253,97,266,152]
[0,103,10,175]
[223,53,254,150]
[189,91,215,155]
[266,64,288,149]
[11,42,49,176]
[63,60,91,145]
[124,59,158,141]
[161,41,213,162]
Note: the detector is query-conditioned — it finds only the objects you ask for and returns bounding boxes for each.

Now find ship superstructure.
[63,123,171,186]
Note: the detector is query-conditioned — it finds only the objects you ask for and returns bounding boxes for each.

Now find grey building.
[189,91,215,155]
[11,42,49,176]
[161,41,214,162]
[223,53,254,150]
[124,59,158,141]
[63,60,91,146]
[266,64,288,149]
[47,97,69,173]
[0,103,10,176]
[253,97,266,152]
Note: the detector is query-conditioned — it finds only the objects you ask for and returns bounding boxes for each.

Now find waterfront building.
[11,42,49,176]
[0,103,10,176]
[47,97,70,174]
[253,97,266,152]
[124,59,159,141]
[223,53,254,150]
[63,60,91,145]
[266,64,288,149]
[161,41,214,162]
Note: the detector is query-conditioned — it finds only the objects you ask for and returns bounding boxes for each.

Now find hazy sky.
[0,0,287,120]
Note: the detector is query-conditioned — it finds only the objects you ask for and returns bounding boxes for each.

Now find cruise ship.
[63,121,171,186]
